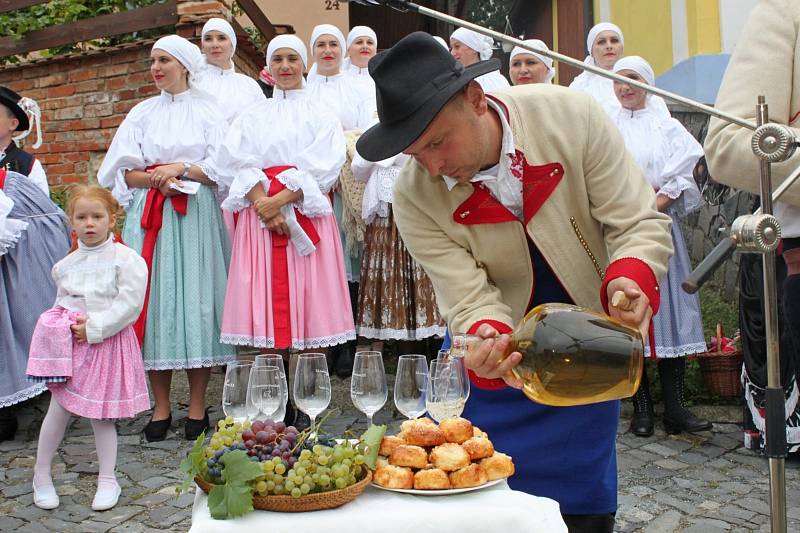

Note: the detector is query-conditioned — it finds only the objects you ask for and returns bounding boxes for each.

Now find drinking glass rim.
[398,353,427,360]
[297,352,326,359]
[354,350,382,358]
[226,360,253,368]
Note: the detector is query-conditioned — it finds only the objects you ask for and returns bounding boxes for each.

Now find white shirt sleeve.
[97,115,146,209]
[28,159,50,196]
[84,246,148,344]
[658,119,704,216]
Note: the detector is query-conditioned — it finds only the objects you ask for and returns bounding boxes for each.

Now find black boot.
[0,407,18,442]
[335,342,355,378]
[659,358,712,434]
[629,372,654,437]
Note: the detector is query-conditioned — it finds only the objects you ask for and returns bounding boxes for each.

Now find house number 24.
[324,0,341,9]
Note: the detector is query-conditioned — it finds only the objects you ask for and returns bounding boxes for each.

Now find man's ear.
[464,80,487,115]
[8,117,18,132]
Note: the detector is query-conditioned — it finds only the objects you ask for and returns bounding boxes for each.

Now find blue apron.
[446,244,619,515]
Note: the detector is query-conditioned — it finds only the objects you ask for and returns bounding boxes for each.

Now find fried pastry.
[402,423,446,447]
[472,426,489,439]
[449,463,488,488]
[400,417,435,433]
[439,417,473,444]
[429,442,471,471]
[389,445,428,469]
[480,452,515,481]
[379,435,406,457]
[414,468,451,490]
[462,436,495,460]
[373,464,414,489]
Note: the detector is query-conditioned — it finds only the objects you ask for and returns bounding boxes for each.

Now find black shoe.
[0,409,18,442]
[143,414,171,442]
[663,410,713,435]
[185,412,210,441]
[335,344,355,378]
[629,411,654,437]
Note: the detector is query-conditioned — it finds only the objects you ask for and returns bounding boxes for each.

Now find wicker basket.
[195,470,372,513]
[696,323,743,398]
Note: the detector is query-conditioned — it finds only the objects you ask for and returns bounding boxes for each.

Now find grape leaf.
[208,481,254,520]
[177,432,207,495]
[220,450,263,484]
[360,424,387,470]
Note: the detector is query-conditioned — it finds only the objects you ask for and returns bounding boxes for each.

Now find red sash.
[263,166,320,348]
[0,168,6,189]
[133,165,189,345]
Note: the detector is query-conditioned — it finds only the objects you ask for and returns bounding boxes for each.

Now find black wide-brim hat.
[356,31,500,162]
[0,86,29,132]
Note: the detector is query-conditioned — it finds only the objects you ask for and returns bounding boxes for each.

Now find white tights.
[33,398,118,491]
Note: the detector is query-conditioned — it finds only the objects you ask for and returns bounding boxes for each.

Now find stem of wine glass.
[366,413,373,427]
[308,414,317,440]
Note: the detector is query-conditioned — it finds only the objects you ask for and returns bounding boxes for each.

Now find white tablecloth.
[190,481,567,533]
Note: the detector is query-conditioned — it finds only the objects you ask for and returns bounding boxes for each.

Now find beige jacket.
[705,0,800,207]
[393,84,673,334]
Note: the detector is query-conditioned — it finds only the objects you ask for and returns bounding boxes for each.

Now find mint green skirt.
[123,186,236,370]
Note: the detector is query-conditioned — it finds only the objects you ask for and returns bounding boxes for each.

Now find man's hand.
[70,315,88,343]
[606,277,652,340]
[462,324,523,389]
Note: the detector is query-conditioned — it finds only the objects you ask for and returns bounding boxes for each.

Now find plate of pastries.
[372,416,515,495]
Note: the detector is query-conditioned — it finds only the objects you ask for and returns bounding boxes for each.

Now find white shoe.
[32,481,59,510]
[91,483,121,511]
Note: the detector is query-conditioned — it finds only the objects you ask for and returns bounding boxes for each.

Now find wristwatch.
[181,162,191,178]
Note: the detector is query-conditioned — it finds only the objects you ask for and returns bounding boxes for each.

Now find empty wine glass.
[394,354,428,419]
[222,361,253,422]
[293,353,331,432]
[246,366,283,421]
[350,351,388,427]
[438,347,471,401]
[426,359,468,422]
[253,354,288,421]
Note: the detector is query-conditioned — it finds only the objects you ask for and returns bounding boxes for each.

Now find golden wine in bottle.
[451,302,644,407]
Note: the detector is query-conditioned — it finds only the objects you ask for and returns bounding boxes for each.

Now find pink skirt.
[220,207,356,349]
[31,308,151,419]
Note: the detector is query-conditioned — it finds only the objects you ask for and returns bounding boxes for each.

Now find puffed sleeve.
[0,190,27,257]
[657,118,704,217]
[214,113,272,213]
[97,113,146,209]
[28,159,50,196]
[84,246,148,344]
[278,108,345,217]
[197,108,230,187]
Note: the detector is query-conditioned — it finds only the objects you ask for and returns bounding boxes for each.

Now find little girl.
[27,185,150,511]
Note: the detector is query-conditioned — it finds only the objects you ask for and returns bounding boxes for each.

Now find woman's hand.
[265,213,290,236]
[148,164,183,188]
[70,315,88,343]
[253,196,284,222]
[158,177,181,197]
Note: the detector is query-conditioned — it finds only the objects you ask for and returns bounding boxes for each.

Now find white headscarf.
[450,27,494,61]
[346,26,377,49]
[308,24,347,78]
[585,22,624,66]
[202,18,237,51]
[432,36,449,50]
[612,55,654,86]
[509,39,555,84]
[267,34,308,71]
[152,35,213,100]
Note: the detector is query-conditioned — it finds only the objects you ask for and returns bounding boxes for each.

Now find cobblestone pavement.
[1,372,798,532]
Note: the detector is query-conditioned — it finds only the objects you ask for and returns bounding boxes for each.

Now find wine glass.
[394,354,428,419]
[222,361,253,422]
[293,353,331,432]
[253,354,288,422]
[246,366,283,421]
[426,359,468,422]
[350,351,388,427]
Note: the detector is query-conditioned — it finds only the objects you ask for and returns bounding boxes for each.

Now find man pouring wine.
[356,32,673,533]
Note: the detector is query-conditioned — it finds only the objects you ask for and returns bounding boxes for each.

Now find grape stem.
[290,408,339,454]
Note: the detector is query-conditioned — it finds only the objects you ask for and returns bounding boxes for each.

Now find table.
[190,480,567,533]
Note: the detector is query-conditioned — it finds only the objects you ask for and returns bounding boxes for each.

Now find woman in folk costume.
[509,39,555,86]
[214,35,354,355]
[449,27,509,92]
[98,35,235,442]
[343,26,378,113]
[0,170,70,442]
[351,141,445,350]
[196,18,265,124]
[611,56,711,437]
[568,22,624,115]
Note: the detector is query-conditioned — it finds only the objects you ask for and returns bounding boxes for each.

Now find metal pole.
[756,97,788,533]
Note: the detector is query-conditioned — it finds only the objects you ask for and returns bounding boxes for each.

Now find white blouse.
[306,72,374,131]
[28,159,49,196]
[0,188,27,257]
[345,63,377,117]
[52,236,148,344]
[196,60,266,124]
[214,87,346,217]
[351,148,409,223]
[97,90,228,208]
[476,70,511,93]
[613,104,703,216]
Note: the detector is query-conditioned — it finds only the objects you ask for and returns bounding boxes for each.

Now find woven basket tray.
[195,470,372,513]
[696,323,743,398]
